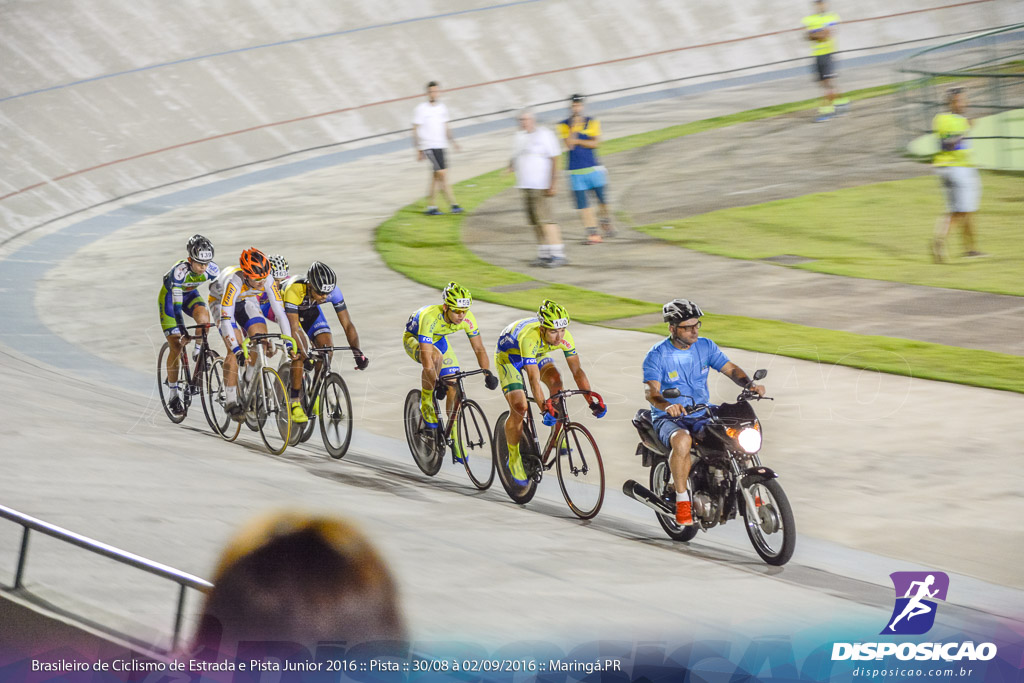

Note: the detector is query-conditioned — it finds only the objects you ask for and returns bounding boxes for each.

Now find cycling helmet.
[537,299,570,329]
[239,247,270,279]
[186,234,214,264]
[662,299,703,324]
[268,254,289,281]
[442,282,472,310]
[307,261,337,295]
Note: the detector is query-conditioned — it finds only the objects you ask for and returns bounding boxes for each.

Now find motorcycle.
[622,369,796,565]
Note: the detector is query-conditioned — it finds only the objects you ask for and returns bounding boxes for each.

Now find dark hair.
[192,513,405,657]
[946,86,965,104]
[570,93,584,103]
[427,81,439,89]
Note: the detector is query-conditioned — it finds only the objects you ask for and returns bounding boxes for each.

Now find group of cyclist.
[160,235,767,527]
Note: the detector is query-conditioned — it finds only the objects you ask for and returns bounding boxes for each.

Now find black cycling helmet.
[307,261,337,295]
[187,234,214,263]
[663,299,703,324]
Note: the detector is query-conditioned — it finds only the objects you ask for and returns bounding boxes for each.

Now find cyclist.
[494,299,604,485]
[257,254,294,321]
[642,299,766,526]
[282,261,370,423]
[158,234,219,417]
[209,248,295,420]
[403,282,498,460]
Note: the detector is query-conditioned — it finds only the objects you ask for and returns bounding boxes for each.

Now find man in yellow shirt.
[802,0,849,122]
[931,87,985,262]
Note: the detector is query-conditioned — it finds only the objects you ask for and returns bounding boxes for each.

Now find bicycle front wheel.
[556,423,605,519]
[255,367,291,455]
[457,399,495,490]
[156,342,187,424]
[404,390,442,476]
[320,372,353,459]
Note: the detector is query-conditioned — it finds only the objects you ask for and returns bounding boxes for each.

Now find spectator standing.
[413,81,463,215]
[509,109,567,267]
[802,0,849,122]
[556,94,614,245]
[932,87,986,262]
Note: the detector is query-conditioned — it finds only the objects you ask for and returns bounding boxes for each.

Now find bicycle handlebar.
[307,346,363,356]
[241,334,297,359]
[544,390,604,417]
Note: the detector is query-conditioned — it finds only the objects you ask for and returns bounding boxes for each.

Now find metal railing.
[0,504,212,650]
[896,24,1024,170]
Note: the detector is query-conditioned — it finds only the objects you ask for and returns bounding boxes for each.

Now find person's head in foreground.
[192,512,406,658]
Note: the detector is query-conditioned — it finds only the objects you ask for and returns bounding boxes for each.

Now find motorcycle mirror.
[663,388,681,398]
[753,369,767,381]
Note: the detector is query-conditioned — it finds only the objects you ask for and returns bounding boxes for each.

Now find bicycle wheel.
[204,357,240,441]
[556,423,605,519]
[493,411,539,505]
[403,389,442,476]
[457,399,495,490]
[255,367,291,455]
[156,342,187,424]
[297,367,317,444]
[320,372,353,459]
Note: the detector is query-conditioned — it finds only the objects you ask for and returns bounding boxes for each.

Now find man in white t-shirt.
[412,81,462,216]
[508,109,566,267]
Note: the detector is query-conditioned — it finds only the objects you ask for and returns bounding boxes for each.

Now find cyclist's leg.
[406,335,443,427]
[498,362,530,484]
[538,356,562,393]
[158,288,188,412]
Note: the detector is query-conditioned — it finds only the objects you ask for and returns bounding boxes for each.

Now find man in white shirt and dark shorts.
[509,109,567,267]
[413,81,462,216]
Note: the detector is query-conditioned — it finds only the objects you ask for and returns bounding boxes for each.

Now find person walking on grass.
[932,87,986,262]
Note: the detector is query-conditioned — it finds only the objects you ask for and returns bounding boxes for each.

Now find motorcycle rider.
[642,299,766,526]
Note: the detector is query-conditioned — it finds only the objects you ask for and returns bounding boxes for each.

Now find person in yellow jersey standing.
[802,0,849,122]
[931,87,986,262]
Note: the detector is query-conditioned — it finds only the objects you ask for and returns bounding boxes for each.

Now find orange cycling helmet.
[239,247,271,279]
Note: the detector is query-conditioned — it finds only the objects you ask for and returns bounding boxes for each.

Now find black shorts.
[814,53,837,81]
[423,148,447,171]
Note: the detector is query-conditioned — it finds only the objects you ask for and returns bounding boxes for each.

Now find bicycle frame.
[432,368,489,448]
[303,345,361,409]
[240,333,295,410]
[518,388,604,476]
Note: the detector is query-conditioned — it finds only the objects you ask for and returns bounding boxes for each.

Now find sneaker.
[963,250,991,258]
[545,256,569,268]
[529,256,552,267]
[424,207,443,216]
[290,401,308,424]
[675,499,694,526]
[583,230,603,245]
[226,401,245,422]
[931,238,946,264]
[450,205,464,214]
[507,451,529,486]
[168,396,185,417]
[815,112,834,123]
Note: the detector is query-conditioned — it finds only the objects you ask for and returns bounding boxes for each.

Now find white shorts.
[936,166,981,214]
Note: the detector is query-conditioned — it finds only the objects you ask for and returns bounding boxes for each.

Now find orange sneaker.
[675,499,694,526]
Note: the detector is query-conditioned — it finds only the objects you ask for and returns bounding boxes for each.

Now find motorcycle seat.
[633,409,670,457]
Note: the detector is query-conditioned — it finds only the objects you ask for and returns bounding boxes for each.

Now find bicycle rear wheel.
[404,389,442,476]
[255,367,291,455]
[457,399,495,490]
[320,372,353,459]
[204,357,239,441]
[493,411,539,505]
[156,342,187,424]
[556,423,605,519]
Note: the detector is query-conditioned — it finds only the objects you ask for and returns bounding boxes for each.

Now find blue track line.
[0,0,544,104]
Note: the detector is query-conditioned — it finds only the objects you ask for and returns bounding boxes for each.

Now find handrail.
[898,23,1024,65]
[0,504,212,651]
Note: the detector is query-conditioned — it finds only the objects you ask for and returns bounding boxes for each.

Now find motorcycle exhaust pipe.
[622,480,674,516]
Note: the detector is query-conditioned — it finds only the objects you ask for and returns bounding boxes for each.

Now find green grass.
[637,172,1024,295]
[375,88,1024,394]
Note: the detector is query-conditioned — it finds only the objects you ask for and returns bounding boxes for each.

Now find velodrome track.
[1,0,1022,656]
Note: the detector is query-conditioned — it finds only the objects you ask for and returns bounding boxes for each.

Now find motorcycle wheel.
[741,478,796,566]
[651,458,698,542]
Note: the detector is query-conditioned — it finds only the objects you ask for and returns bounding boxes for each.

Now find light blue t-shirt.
[642,337,730,420]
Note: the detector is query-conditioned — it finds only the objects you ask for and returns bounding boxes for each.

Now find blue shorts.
[298,307,332,338]
[570,167,608,209]
[654,409,714,448]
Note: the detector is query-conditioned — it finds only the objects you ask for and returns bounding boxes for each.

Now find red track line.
[1,0,996,203]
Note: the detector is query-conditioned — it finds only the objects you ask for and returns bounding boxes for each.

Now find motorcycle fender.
[634,443,657,468]
[740,466,777,489]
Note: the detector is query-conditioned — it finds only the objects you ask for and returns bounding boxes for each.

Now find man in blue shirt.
[642,299,766,526]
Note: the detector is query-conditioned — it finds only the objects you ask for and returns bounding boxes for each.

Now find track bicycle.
[494,388,606,519]
[285,345,361,458]
[156,323,230,436]
[403,369,496,490]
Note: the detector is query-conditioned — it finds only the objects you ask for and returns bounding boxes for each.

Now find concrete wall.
[0,0,1017,237]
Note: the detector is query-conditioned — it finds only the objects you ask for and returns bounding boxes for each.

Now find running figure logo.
[882,571,949,635]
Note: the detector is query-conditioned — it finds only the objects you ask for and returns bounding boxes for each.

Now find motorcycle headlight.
[737,427,762,454]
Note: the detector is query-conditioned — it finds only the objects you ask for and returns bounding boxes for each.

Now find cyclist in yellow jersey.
[403,283,499,458]
[282,262,369,422]
[931,87,985,262]
[802,0,848,121]
[494,300,605,485]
